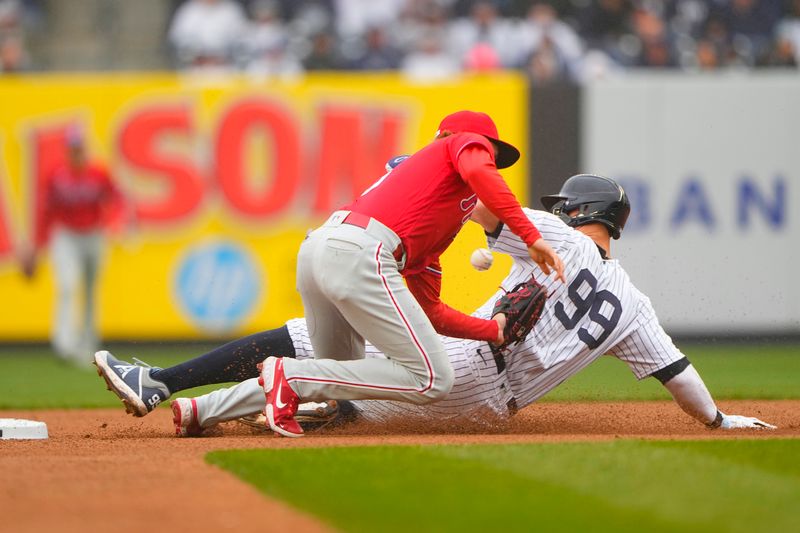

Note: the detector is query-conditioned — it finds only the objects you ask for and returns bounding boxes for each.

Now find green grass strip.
[208,439,800,533]
[0,344,224,408]
[542,345,800,402]
[0,343,798,408]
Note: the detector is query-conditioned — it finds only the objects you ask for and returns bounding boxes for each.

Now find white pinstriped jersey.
[478,209,684,409]
[286,209,685,423]
[286,319,512,424]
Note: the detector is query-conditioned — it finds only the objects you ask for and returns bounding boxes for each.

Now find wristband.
[706,410,723,429]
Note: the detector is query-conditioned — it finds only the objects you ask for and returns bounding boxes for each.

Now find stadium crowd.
[3,0,800,80]
[166,0,800,81]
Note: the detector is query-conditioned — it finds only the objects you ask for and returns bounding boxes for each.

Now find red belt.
[342,212,405,263]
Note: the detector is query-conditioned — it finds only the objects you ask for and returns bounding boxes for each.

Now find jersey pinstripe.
[287,319,510,423]
[285,209,685,423]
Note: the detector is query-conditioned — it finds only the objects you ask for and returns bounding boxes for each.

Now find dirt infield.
[2,400,797,533]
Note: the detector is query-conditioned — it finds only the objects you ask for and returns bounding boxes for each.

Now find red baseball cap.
[437,110,520,169]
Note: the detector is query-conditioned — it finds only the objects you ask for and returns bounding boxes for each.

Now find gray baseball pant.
[51,226,103,360]
[282,211,454,405]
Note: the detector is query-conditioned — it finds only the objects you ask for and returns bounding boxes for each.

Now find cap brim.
[540,194,566,211]
[486,137,520,169]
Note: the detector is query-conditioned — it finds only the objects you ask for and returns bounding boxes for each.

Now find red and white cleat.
[258,357,303,438]
[171,397,203,437]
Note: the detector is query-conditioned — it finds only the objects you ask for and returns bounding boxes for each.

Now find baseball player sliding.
[94,174,775,435]
[262,110,564,437]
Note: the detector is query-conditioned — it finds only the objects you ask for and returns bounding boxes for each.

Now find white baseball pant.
[282,210,454,404]
[50,226,104,360]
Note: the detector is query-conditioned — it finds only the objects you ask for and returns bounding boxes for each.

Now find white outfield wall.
[583,73,800,335]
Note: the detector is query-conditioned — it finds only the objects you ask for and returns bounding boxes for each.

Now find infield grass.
[0,343,222,408]
[544,344,800,402]
[208,439,800,533]
[0,343,798,408]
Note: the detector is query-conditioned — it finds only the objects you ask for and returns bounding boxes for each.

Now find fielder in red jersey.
[348,112,563,341]
[257,110,565,437]
[33,162,122,246]
[21,127,126,366]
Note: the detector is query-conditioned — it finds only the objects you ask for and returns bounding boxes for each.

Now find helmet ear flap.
[556,199,590,226]
[549,198,566,215]
[550,199,574,226]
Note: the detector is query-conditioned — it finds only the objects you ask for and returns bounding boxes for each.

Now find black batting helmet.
[540,174,631,239]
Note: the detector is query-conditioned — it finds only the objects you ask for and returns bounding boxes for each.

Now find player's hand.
[719,413,777,430]
[18,248,37,280]
[492,313,507,346]
[527,239,565,283]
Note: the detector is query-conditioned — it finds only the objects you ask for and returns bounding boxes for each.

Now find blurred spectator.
[401,30,460,83]
[334,0,404,39]
[575,0,634,58]
[713,0,783,65]
[21,126,128,367]
[665,0,710,38]
[345,25,403,70]
[464,41,501,72]
[244,43,304,80]
[777,0,800,65]
[694,14,737,67]
[701,13,730,49]
[523,36,571,83]
[302,31,343,70]
[238,0,304,80]
[718,0,782,39]
[758,33,798,66]
[0,0,30,73]
[575,49,621,82]
[168,0,247,69]
[516,2,582,77]
[448,1,522,67]
[4,0,800,78]
[632,7,678,67]
[272,0,331,22]
[694,38,723,70]
[393,0,450,55]
[0,0,22,32]
[241,0,287,55]
[0,32,26,72]
[287,0,333,37]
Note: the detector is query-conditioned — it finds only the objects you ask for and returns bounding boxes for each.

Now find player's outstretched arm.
[405,262,504,343]
[460,150,565,283]
[471,201,564,282]
[659,362,776,430]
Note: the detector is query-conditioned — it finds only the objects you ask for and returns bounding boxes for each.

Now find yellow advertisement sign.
[0,73,528,340]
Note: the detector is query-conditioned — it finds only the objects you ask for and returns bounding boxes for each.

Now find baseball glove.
[492,276,548,349]
[239,400,347,433]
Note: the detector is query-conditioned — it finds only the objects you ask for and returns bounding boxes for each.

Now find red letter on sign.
[215,99,300,218]
[314,107,404,214]
[0,180,11,258]
[118,104,203,223]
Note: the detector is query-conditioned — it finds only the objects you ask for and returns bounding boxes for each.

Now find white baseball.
[470,248,493,271]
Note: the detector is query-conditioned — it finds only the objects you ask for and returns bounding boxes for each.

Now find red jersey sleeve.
[96,165,126,230]
[405,259,499,342]
[457,146,541,247]
[445,132,496,172]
